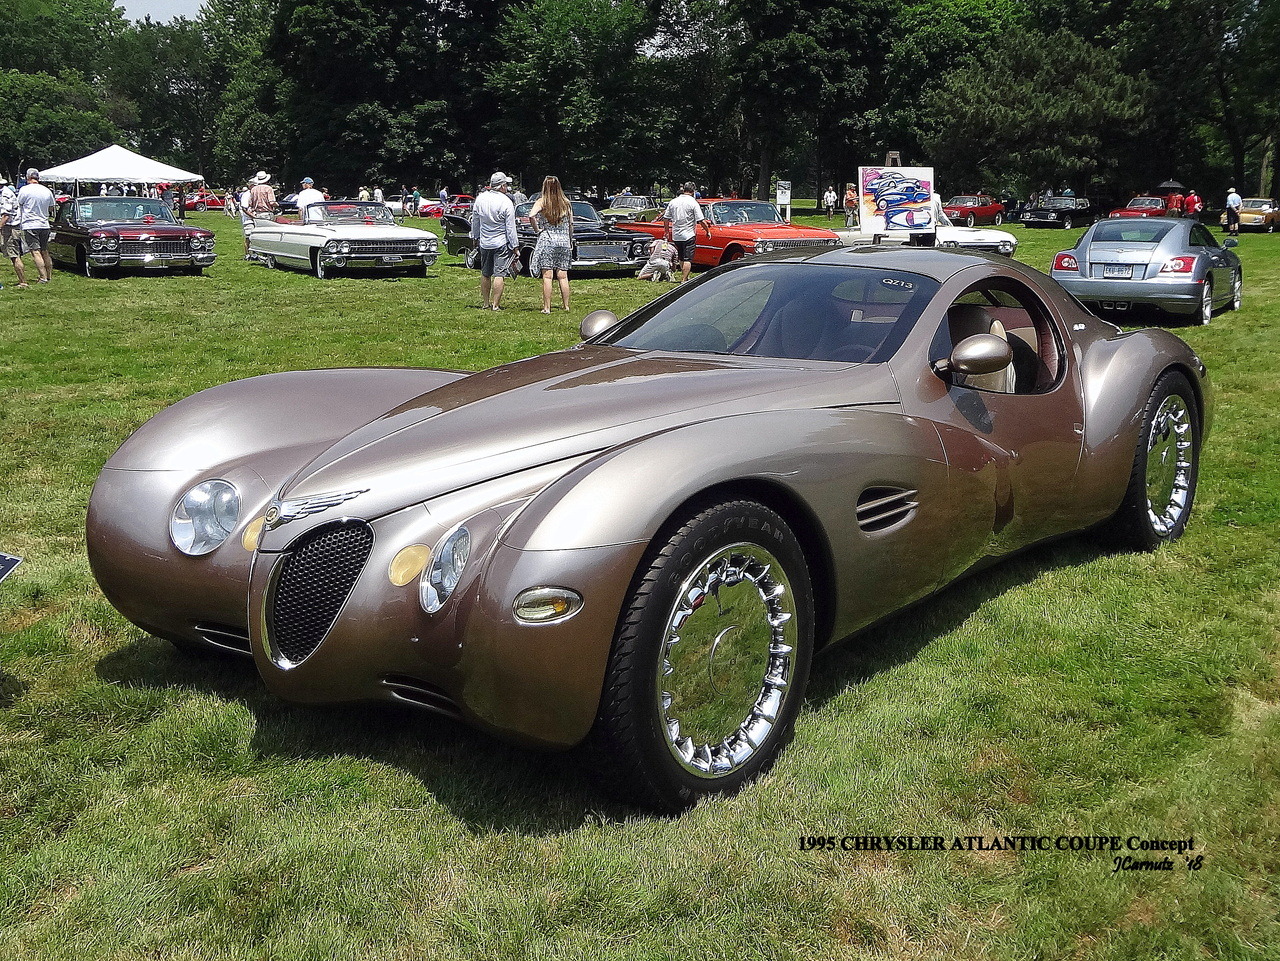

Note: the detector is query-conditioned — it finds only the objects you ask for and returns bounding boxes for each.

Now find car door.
[893,275,1086,577]
[48,202,80,265]
[1187,222,1234,304]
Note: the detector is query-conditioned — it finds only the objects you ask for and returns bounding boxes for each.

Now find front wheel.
[1062,216,1073,230]
[312,251,329,279]
[720,246,745,264]
[587,500,814,810]
[1107,371,1200,551]
[79,248,97,278]
[195,202,207,212]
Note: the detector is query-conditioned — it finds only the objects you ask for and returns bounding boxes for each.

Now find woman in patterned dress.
[529,176,574,313]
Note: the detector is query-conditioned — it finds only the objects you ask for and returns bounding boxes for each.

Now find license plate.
[1102,264,1132,279]
[381,255,403,263]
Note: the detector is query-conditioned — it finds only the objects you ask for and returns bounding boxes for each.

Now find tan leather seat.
[946,303,1016,393]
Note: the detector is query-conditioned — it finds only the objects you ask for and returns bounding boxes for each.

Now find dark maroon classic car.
[49,197,217,277]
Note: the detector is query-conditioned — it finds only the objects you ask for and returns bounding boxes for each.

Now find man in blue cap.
[296,177,325,221]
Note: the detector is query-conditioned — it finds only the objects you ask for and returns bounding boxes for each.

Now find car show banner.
[858,166,936,235]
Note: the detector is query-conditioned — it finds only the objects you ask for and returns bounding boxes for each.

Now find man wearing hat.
[1225,186,1242,237]
[469,171,519,309]
[296,177,325,222]
[16,168,55,284]
[0,174,25,287]
[658,181,712,283]
[246,171,278,222]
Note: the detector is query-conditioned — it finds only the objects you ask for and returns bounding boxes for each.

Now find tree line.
[2,0,1276,202]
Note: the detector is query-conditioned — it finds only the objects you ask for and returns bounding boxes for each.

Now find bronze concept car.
[87,247,1212,810]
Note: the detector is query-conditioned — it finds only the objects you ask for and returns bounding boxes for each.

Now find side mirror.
[1223,237,1239,248]
[580,309,619,341]
[932,333,1013,378]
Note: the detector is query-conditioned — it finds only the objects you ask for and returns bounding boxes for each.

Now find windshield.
[1242,199,1273,210]
[708,201,785,225]
[1090,220,1177,244]
[611,196,650,209]
[599,262,938,362]
[945,196,978,206]
[1127,197,1164,209]
[74,199,177,225]
[1042,197,1077,209]
[306,202,395,224]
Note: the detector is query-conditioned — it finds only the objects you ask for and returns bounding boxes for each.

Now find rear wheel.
[195,202,207,212]
[993,212,1004,226]
[1228,269,1242,311]
[587,499,814,810]
[1062,215,1073,230]
[1196,280,1213,325]
[1108,371,1200,550]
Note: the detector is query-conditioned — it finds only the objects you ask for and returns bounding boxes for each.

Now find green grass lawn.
[1,215,1277,960]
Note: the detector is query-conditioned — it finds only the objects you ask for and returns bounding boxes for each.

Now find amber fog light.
[513,587,583,624]
[241,516,266,552]
[389,545,430,587]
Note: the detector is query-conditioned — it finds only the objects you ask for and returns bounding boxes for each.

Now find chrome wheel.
[1062,216,1073,230]
[657,543,798,778]
[588,499,813,809]
[1229,270,1242,310]
[1144,394,1193,537]
[1197,281,1212,325]
[965,213,975,227]
[313,252,328,279]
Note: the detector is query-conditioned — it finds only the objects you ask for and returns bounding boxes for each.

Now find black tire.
[586,499,814,810]
[79,248,97,278]
[1266,222,1275,234]
[312,250,329,279]
[195,202,207,212]
[1196,279,1213,325]
[1062,215,1073,230]
[1228,269,1242,311]
[993,212,1004,226]
[1107,371,1200,551]
[187,266,203,276]
[720,246,745,264]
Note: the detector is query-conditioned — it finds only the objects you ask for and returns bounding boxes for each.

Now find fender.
[1072,328,1213,513]
[501,406,955,644]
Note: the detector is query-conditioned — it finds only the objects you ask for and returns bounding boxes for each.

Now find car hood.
[91,223,204,238]
[278,345,900,521]
[295,223,434,239]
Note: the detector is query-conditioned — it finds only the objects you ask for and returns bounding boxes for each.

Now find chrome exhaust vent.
[856,486,919,533]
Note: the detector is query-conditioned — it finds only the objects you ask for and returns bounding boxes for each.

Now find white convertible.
[837,209,1018,256]
[249,201,440,279]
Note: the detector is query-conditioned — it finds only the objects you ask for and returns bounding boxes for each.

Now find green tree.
[0,69,117,177]
[0,0,127,78]
[913,30,1147,196]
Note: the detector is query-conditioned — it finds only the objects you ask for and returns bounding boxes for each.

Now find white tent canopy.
[39,144,203,184]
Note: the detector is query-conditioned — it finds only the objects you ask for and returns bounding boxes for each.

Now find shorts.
[22,228,50,253]
[1,225,20,259]
[479,246,515,278]
[672,237,696,263]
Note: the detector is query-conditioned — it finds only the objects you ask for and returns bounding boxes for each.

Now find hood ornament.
[263,488,369,530]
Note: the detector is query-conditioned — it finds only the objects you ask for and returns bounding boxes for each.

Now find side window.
[942,282,1063,395]
[1189,224,1217,248]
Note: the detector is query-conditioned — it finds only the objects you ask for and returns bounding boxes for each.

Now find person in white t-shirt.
[658,182,711,282]
[295,177,325,221]
[16,169,56,284]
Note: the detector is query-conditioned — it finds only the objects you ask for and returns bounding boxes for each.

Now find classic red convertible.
[624,198,840,267]
[1109,196,1168,218]
[183,189,226,212]
[941,195,1005,226]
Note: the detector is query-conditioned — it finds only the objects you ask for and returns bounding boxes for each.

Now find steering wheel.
[829,343,875,363]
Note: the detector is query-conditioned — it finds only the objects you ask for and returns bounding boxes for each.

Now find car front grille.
[347,240,424,256]
[575,241,634,260]
[268,520,373,665]
[768,238,840,249]
[120,239,190,258]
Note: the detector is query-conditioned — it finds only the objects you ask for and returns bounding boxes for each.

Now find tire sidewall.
[1125,371,1201,549]
[606,501,814,808]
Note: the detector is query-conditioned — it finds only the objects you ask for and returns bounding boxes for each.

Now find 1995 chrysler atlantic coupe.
[87,247,1211,809]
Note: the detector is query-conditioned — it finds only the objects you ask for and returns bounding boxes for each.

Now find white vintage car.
[249,201,440,278]
[838,208,1018,256]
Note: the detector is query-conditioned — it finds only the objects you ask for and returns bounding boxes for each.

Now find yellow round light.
[389,545,431,587]
[241,516,266,552]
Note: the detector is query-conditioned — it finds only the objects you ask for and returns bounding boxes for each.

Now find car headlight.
[170,479,240,555]
[420,524,470,613]
[417,240,429,252]
[106,237,119,248]
[339,241,351,254]
[325,240,339,252]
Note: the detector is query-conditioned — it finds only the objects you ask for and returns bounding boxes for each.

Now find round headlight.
[325,240,339,252]
[339,241,351,254]
[106,237,119,248]
[420,525,470,613]
[170,479,240,555]
[417,240,429,252]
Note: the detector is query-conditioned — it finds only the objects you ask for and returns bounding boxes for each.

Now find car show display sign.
[0,552,22,584]
[858,166,936,235]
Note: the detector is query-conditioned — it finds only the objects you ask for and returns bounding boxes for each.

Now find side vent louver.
[856,486,919,533]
